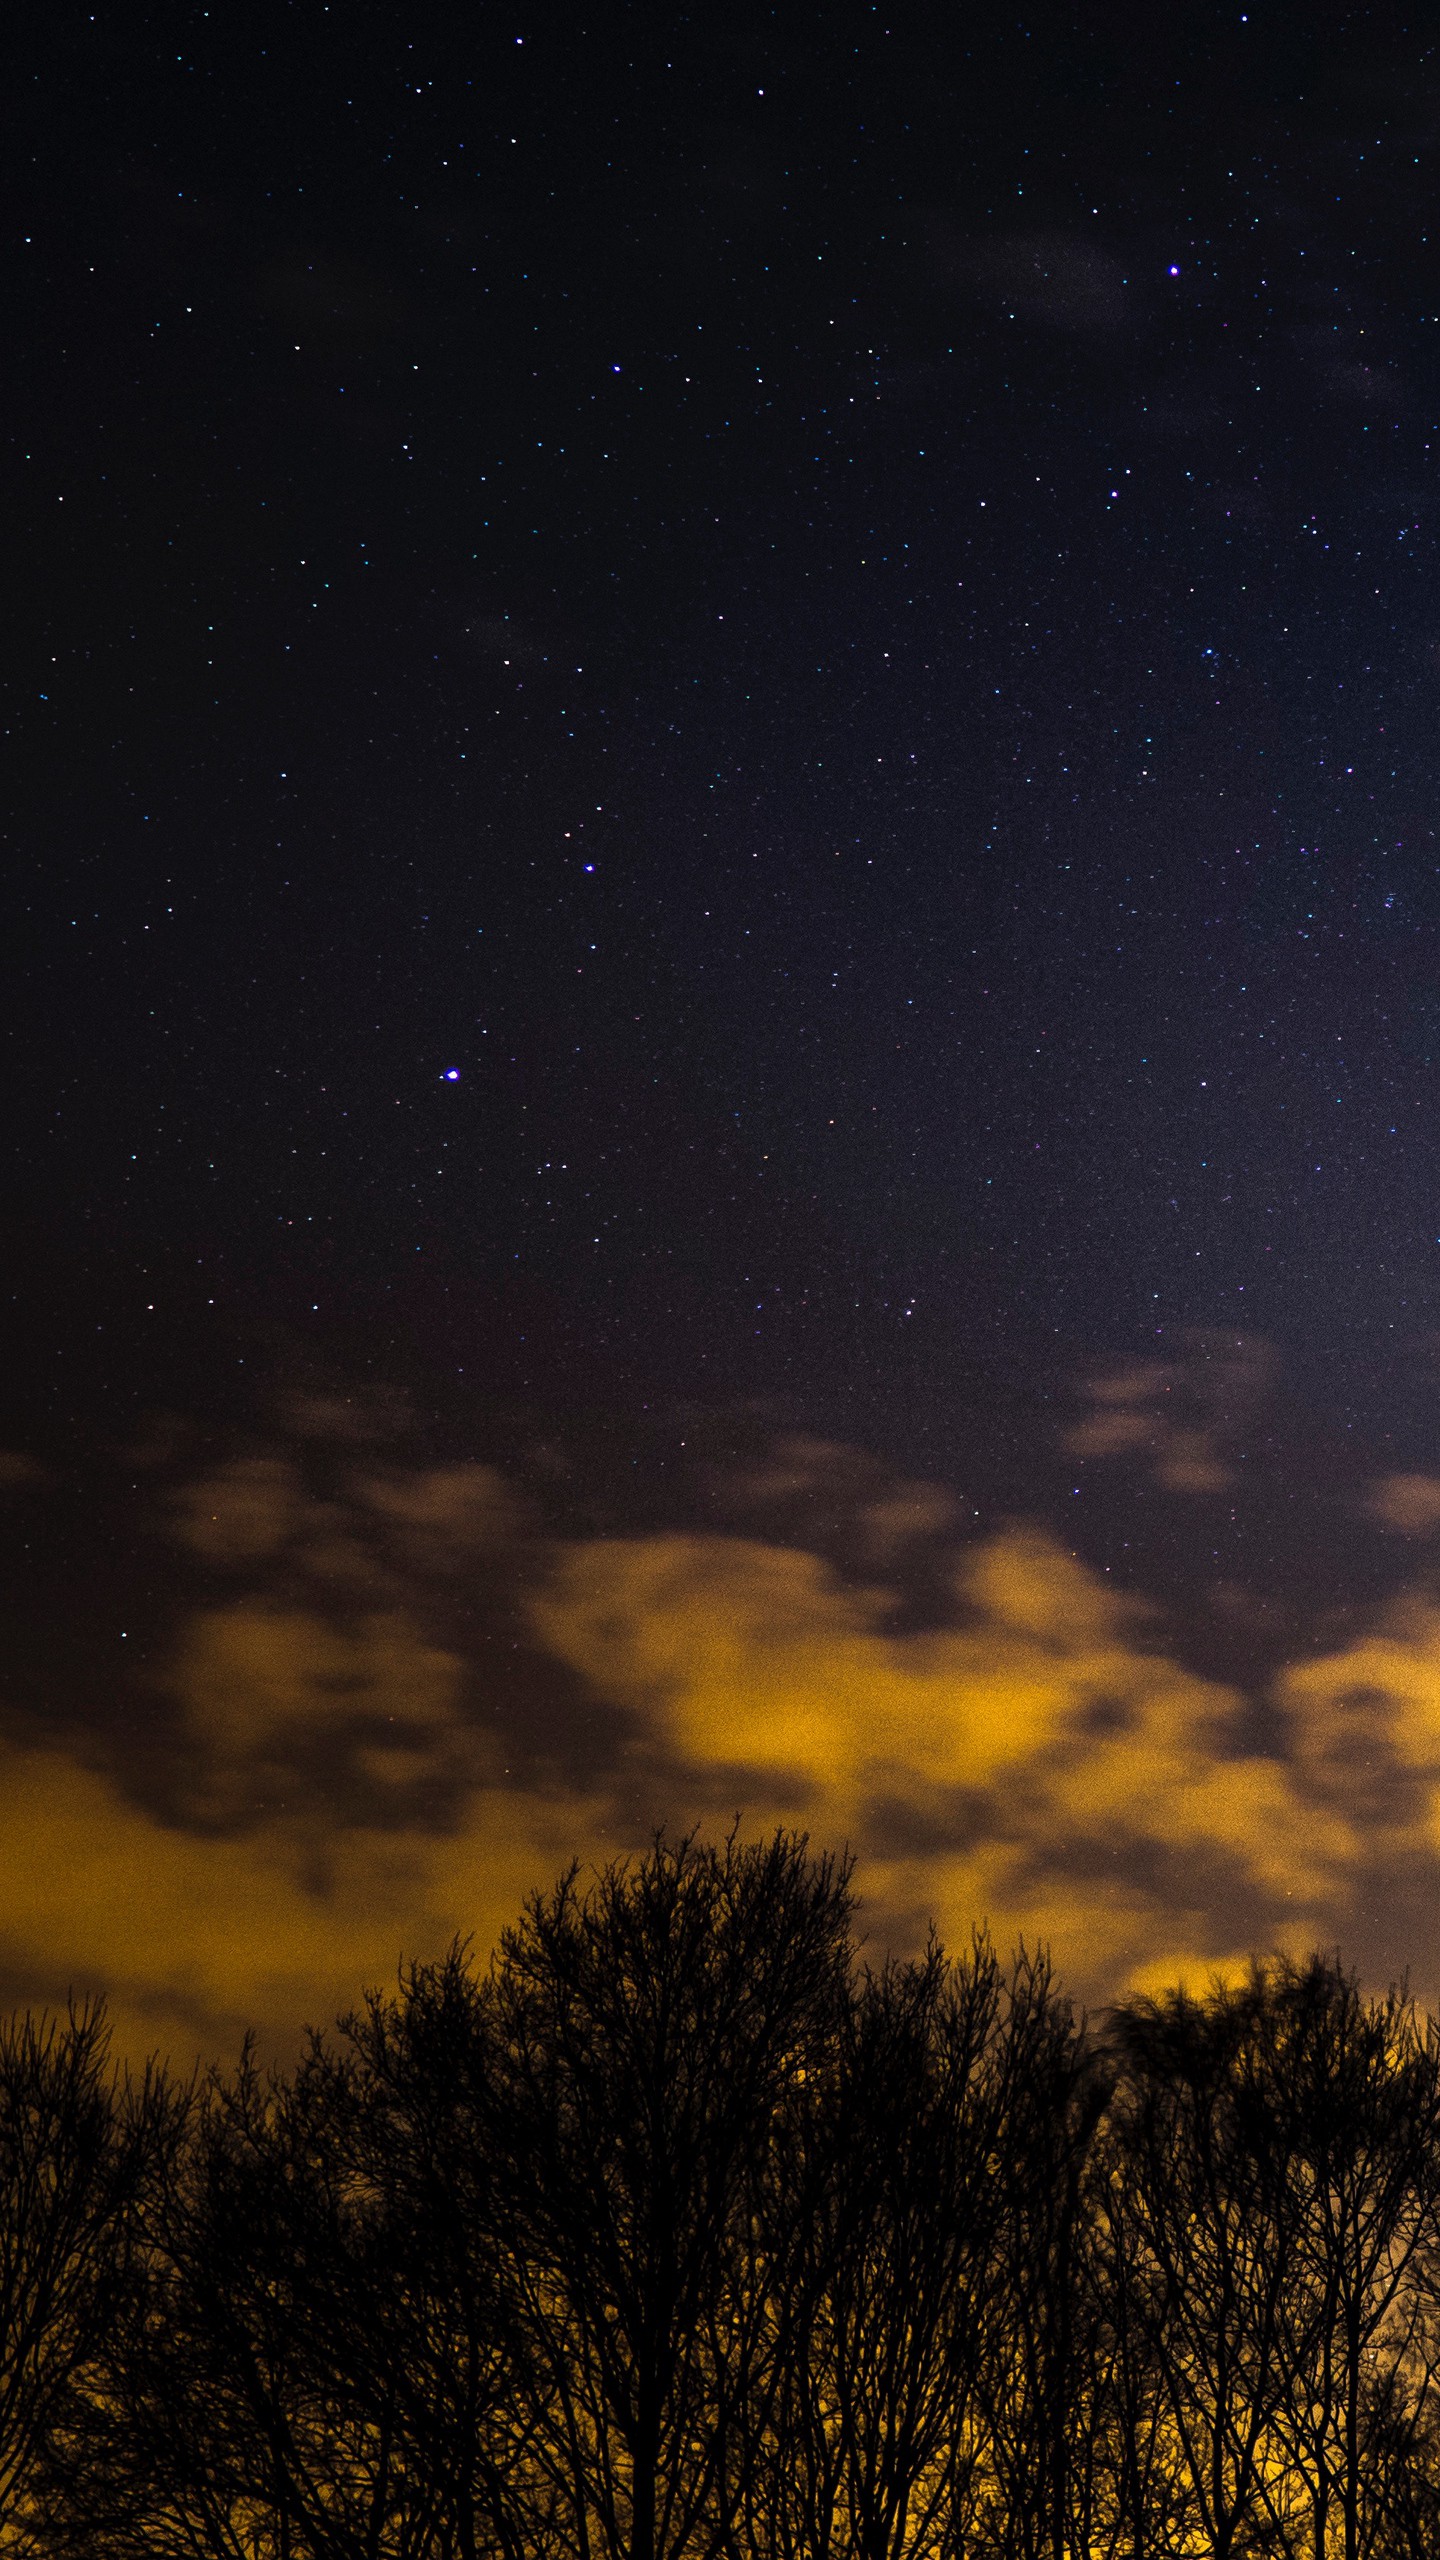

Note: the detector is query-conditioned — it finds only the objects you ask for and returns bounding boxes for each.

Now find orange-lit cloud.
[3,1414,1438,2063]
[533,1522,1352,1991]
[0,1445,609,2061]
[0,1740,596,2070]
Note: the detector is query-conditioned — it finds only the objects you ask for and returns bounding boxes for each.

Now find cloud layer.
[7,1403,1440,2062]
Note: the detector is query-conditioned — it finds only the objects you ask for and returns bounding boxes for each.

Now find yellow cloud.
[9,1431,1435,2070]
[1065,1334,1272,1495]
[532,1530,1112,1797]
[358,1462,520,1551]
[1122,1948,1272,2002]
[1278,1601,1440,1832]
[0,1742,601,2067]
[534,1524,1354,1989]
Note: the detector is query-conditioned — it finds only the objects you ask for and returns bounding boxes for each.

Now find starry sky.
[8,1,1440,2058]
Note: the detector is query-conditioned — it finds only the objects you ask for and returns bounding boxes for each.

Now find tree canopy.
[8,1833,1440,2560]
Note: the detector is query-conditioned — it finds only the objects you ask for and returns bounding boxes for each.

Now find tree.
[50,1982,539,2560]
[0,2000,165,2547]
[971,1952,1110,2560]
[754,1937,1005,2560]
[1250,1958,1440,2560]
[330,1945,562,2560]
[1107,1971,1306,2560]
[28,1835,1440,2560]
[1088,2099,1192,2560]
[482,1829,855,2560]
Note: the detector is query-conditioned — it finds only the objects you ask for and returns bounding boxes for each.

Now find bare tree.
[971,1952,1110,2560]
[1107,1971,1306,2560]
[45,2044,374,2560]
[751,1937,1005,2560]
[482,1829,855,2560]
[1245,1957,1440,2560]
[50,1989,541,2560]
[1089,2100,1194,2560]
[330,1946,563,2560]
[24,1841,1440,2560]
[0,2000,166,2547]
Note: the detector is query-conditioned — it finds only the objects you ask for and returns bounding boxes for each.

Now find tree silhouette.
[1257,1957,1440,2560]
[480,1830,855,2560]
[17,1839,1440,2560]
[754,1935,1004,2560]
[971,1950,1110,2560]
[0,2001,172,2550]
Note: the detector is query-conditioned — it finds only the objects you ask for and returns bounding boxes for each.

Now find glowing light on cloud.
[0,1417,1434,2063]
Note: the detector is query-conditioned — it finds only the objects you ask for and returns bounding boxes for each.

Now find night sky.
[8,1,1440,2058]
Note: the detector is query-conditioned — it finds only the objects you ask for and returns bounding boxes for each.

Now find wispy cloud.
[1365,1474,1440,1536]
[1066,1332,1273,1494]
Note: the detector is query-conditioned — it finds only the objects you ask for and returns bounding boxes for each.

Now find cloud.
[714,1435,965,1567]
[1280,1597,1440,1805]
[1365,1474,1440,1535]
[12,1414,1440,2064]
[175,1457,308,1563]
[0,1741,596,2070]
[534,1522,1354,1995]
[1067,1333,1274,1493]
[168,1602,476,1822]
[0,1440,619,2060]
[162,1454,551,1831]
